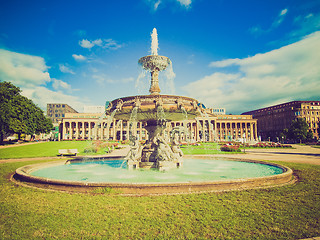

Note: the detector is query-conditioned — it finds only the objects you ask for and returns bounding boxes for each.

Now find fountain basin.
[138,55,171,71]
[106,94,200,122]
[14,157,294,195]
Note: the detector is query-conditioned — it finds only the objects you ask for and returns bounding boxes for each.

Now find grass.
[0,141,115,159]
[181,142,242,154]
[0,141,241,159]
[0,160,320,239]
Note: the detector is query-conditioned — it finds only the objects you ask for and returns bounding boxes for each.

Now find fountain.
[13,28,294,195]
[106,28,200,171]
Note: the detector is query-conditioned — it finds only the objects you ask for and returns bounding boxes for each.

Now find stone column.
[254,122,258,140]
[88,122,92,140]
[120,120,123,141]
[230,122,233,141]
[69,122,73,140]
[62,121,67,140]
[113,120,117,140]
[127,121,130,141]
[81,121,85,139]
[75,121,79,139]
[235,123,238,141]
[250,122,254,141]
[214,121,217,141]
[245,123,248,141]
[196,120,200,141]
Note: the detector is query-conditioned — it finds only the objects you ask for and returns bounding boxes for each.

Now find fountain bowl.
[106,94,200,122]
[13,156,294,195]
[138,55,171,71]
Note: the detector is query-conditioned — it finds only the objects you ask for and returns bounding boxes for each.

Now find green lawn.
[0,141,108,159]
[181,142,241,154]
[0,141,239,159]
[0,160,319,239]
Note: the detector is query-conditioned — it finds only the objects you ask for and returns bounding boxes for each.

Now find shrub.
[220,145,241,152]
[84,146,98,153]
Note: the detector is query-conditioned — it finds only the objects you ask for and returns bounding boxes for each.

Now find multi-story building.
[242,101,320,141]
[59,111,258,142]
[47,103,78,126]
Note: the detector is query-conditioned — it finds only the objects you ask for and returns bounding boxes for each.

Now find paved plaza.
[217,144,320,166]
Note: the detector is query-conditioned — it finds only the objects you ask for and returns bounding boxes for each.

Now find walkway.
[214,144,320,165]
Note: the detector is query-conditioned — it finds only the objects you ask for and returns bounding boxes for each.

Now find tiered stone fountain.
[106,28,201,171]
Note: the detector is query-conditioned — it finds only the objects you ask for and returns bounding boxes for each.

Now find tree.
[0,81,53,142]
[280,128,288,143]
[287,118,311,143]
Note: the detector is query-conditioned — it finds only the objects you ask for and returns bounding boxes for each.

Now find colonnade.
[59,116,258,142]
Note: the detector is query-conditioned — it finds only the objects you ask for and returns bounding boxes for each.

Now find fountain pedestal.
[126,119,183,171]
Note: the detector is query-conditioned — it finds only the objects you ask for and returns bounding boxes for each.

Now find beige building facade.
[243,101,320,141]
[59,111,258,142]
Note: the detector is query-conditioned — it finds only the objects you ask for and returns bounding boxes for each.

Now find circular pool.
[14,156,293,195]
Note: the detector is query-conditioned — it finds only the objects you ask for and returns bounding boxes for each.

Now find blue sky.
[0,0,319,114]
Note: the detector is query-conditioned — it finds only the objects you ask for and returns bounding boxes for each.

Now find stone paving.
[214,144,320,165]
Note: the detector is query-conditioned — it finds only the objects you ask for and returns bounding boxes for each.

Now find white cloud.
[249,8,289,36]
[209,58,240,68]
[79,39,95,49]
[0,49,50,88]
[154,0,161,10]
[183,31,320,114]
[22,86,89,112]
[280,8,288,16]
[290,12,320,40]
[145,0,192,11]
[177,0,191,7]
[59,64,75,74]
[272,8,288,27]
[52,79,71,91]
[79,38,122,50]
[72,54,86,61]
[103,39,123,50]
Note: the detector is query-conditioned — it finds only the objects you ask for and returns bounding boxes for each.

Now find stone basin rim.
[13,157,294,195]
